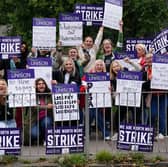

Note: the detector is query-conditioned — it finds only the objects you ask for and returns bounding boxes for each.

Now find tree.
[1,0,168,46]
[123,0,168,38]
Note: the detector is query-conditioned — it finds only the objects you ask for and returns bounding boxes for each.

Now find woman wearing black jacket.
[0,79,16,128]
[52,57,81,87]
[52,57,81,126]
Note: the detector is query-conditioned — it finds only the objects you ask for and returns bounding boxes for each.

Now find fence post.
[84,91,89,158]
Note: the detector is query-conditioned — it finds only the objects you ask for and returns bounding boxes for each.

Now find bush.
[129,153,145,165]
[95,150,113,164]
[58,154,86,167]
[151,155,165,163]
[0,155,18,164]
[112,153,128,163]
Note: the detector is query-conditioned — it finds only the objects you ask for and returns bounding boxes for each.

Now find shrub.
[151,155,165,163]
[129,153,145,165]
[0,155,18,164]
[95,150,113,164]
[58,154,86,167]
[112,153,128,163]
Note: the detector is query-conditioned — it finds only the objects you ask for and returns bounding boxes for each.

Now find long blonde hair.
[61,57,76,76]
[109,60,123,80]
[0,79,8,105]
[91,59,106,73]
[135,43,146,57]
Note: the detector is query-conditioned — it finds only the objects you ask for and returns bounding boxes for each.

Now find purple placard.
[0,36,21,58]
[75,4,104,26]
[7,69,35,79]
[0,128,21,155]
[117,71,142,81]
[27,58,52,67]
[85,72,110,82]
[151,28,168,55]
[117,124,154,152]
[33,18,56,26]
[46,126,84,154]
[52,84,78,93]
[115,52,137,60]
[59,13,82,22]
[125,38,152,56]
[152,54,168,63]
[106,0,123,7]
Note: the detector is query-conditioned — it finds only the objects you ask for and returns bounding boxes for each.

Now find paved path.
[19,138,168,160]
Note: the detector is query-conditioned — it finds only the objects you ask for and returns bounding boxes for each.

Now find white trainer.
[155,133,164,140]
[111,133,118,141]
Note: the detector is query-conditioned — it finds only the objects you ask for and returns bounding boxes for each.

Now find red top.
[39,98,46,120]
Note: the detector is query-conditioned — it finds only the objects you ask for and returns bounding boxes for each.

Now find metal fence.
[1,91,168,157]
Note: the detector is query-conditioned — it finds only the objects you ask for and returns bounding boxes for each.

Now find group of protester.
[0,19,165,145]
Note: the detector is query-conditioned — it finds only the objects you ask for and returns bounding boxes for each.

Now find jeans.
[151,95,166,134]
[89,108,110,138]
[79,107,84,125]
[31,116,52,141]
[0,119,16,128]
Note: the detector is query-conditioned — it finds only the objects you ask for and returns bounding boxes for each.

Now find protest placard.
[7,69,36,107]
[46,126,84,154]
[115,52,138,71]
[59,13,83,46]
[117,124,154,152]
[75,4,104,26]
[32,18,56,49]
[85,72,111,108]
[0,128,21,155]
[0,36,21,59]
[27,58,52,89]
[151,28,168,55]
[125,38,152,56]
[151,54,168,90]
[115,71,143,107]
[52,84,79,122]
[103,0,123,30]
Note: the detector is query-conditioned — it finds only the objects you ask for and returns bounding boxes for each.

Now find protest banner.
[151,54,168,90]
[125,38,152,56]
[7,69,36,107]
[59,13,83,46]
[115,71,143,107]
[52,84,79,122]
[32,18,56,49]
[151,28,168,55]
[0,128,21,155]
[103,0,123,30]
[85,72,111,108]
[27,58,52,89]
[75,4,104,26]
[46,126,84,154]
[0,36,21,59]
[117,124,154,152]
